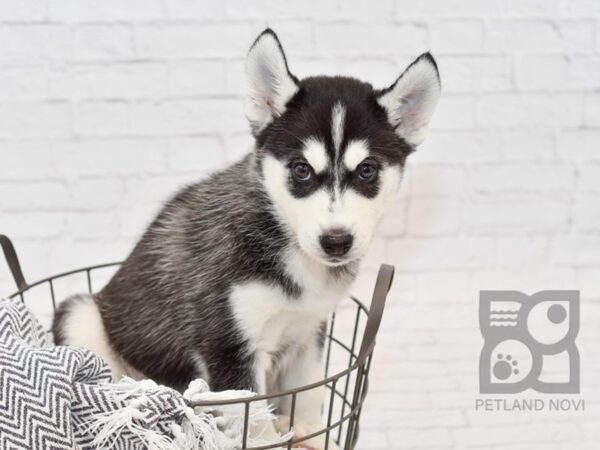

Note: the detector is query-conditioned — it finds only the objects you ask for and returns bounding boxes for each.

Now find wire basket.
[0,234,393,450]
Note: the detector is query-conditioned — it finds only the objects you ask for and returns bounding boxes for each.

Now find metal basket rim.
[6,260,374,405]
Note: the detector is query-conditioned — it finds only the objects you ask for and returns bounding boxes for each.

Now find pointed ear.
[244,29,299,135]
[377,53,441,147]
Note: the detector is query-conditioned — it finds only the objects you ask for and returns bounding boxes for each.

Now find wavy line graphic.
[490,314,518,319]
[490,321,517,327]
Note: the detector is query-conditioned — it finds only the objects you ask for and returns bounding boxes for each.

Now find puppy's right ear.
[245,29,299,135]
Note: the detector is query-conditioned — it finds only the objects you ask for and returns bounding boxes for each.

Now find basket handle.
[356,263,394,366]
[0,235,28,291]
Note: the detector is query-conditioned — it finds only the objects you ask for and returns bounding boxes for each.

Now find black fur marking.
[257,76,412,200]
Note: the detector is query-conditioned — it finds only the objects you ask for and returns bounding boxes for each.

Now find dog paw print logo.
[479,290,580,394]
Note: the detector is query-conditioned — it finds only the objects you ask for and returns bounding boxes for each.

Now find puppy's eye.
[292,162,312,182]
[357,162,378,182]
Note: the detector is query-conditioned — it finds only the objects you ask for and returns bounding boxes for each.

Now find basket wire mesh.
[0,234,393,449]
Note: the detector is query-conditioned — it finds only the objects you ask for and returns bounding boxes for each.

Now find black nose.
[320,231,353,257]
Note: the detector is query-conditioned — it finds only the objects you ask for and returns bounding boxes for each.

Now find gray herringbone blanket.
[0,298,278,450]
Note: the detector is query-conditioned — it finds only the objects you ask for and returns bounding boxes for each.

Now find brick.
[469,163,575,193]
[389,237,495,271]
[74,25,135,60]
[73,102,130,137]
[0,213,64,239]
[471,268,577,292]
[409,165,466,197]
[225,0,337,19]
[162,24,255,58]
[0,141,55,178]
[464,195,569,234]
[436,55,511,93]
[52,138,167,176]
[572,194,600,232]
[551,236,600,265]
[164,0,225,19]
[567,56,600,90]
[407,198,461,236]
[0,66,47,101]
[430,20,484,53]
[507,0,559,15]
[486,20,562,52]
[579,164,600,191]
[223,133,256,162]
[454,424,580,446]
[48,0,163,21]
[0,0,46,21]
[395,0,505,17]
[418,272,470,304]
[515,54,568,90]
[557,130,600,160]
[496,237,549,268]
[315,23,428,57]
[131,99,247,136]
[477,94,583,128]
[169,60,227,97]
[486,20,594,53]
[123,175,188,207]
[0,181,69,211]
[134,25,168,58]
[584,93,600,126]
[559,20,595,52]
[262,21,315,56]
[66,212,120,241]
[501,130,556,161]
[432,95,477,130]
[415,130,503,163]
[0,25,70,64]
[579,269,600,300]
[0,102,70,139]
[376,196,407,237]
[559,0,600,16]
[51,62,167,100]
[337,0,395,18]
[387,428,453,448]
[70,178,125,211]
[168,137,226,173]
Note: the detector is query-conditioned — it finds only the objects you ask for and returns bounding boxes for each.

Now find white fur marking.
[303,138,328,174]
[343,140,369,171]
[60,295,126,380]
[331,103,346,156]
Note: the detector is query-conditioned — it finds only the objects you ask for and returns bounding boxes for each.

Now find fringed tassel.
[82,376,291,450]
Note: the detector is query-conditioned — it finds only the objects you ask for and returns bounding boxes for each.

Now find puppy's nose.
[320,230,353,257]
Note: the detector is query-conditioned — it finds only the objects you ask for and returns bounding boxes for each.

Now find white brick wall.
[1,1,599,448]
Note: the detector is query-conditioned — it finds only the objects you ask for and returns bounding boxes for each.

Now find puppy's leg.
[277,338,340,450]
[206,349,284,446]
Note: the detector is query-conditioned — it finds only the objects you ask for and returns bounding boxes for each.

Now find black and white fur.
[53,29,440,448]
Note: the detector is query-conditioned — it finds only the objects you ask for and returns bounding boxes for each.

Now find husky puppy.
[53,29,440,448]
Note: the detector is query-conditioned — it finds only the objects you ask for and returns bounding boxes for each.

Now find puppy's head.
[246,29,441,267]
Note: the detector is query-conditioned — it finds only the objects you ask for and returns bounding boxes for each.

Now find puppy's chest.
[229,277,348,357]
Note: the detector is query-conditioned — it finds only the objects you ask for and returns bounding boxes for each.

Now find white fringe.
[84,377,290,450]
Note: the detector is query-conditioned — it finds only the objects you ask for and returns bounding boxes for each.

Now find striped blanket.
[0,297,276,450]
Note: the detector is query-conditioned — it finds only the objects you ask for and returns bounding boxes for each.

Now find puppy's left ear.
[377,53,441,147]
[245,29,299,135]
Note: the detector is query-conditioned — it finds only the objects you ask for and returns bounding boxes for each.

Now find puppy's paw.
[275,417,341,450]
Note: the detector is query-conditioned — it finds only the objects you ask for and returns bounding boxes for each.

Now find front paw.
[275,417,341,450]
